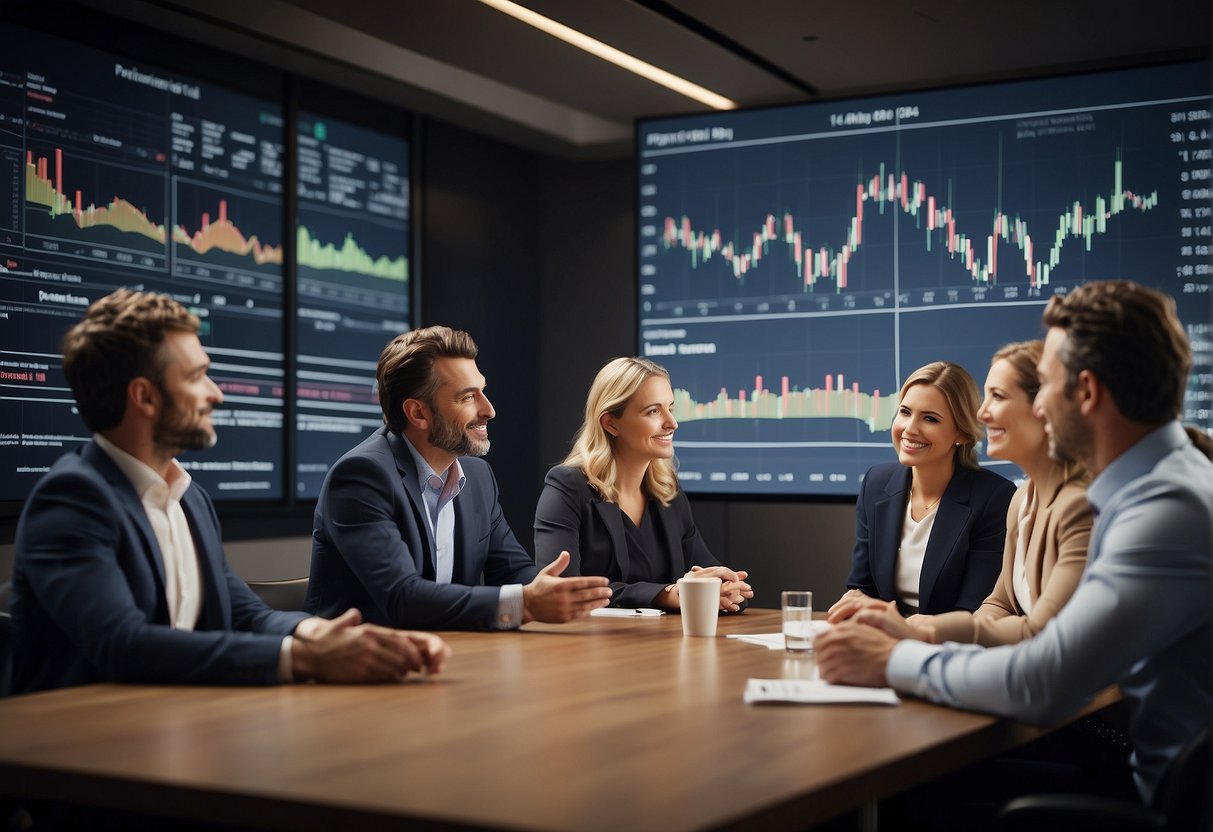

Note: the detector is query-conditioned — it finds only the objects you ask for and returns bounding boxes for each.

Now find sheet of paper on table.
[590,607,666,617]
[743,678,900,706]
[726,621,832,651]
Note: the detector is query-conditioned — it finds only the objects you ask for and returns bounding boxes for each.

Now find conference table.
[0,610,1104,831]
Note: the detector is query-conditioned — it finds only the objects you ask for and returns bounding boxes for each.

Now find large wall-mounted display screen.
[637,61,1212,496]
[0,27,286,502]
[295,112,409,498]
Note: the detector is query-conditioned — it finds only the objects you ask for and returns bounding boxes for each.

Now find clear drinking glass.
[781,590,813,653]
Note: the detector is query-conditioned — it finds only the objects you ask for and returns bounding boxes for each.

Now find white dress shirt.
[95,433,201,630]
[94,434,300,680]
[402,436,524,628]
[895,500,937,612]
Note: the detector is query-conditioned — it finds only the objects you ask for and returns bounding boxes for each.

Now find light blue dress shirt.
[402,436,524,628]
[887,421,1213,803]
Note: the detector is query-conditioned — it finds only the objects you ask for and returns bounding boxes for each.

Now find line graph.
[662,153,1157,293]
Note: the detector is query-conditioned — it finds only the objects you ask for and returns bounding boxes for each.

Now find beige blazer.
[927,461,1092,646]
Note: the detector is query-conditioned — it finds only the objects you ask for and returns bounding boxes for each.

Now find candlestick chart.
[638,60,1212,496]
[662,153,1156,293]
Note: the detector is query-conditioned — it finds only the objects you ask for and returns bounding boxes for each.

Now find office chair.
[246,577,310,612]
[995,728,1210,832]
[0,581,11,698]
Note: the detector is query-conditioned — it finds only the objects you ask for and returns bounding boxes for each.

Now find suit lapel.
[452,485,481,586]
[918,467,972,611]
[873,468,909,598]
[593,499,631,581]
[656,503,684,581]
[386,429,436,579]
[180,487,228,629]
[82,441,167,590]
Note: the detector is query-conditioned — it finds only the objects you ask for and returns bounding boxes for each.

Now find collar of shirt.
[1087,420,1187,517]
[94,433,192,508]
[401,434,466,506]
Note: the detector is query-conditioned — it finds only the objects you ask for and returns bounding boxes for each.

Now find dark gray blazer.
[534,465,732,609]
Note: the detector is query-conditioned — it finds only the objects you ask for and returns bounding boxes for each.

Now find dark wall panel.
[420,119,541,549]
[536,157,635,475]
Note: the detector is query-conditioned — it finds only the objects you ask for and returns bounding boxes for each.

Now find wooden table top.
[0,610,1068,831]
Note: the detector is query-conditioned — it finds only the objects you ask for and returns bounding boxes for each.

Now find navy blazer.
[846,461,1016,614]
[534,465,733,609]
[11,441,306,694]
[306,427,538,630]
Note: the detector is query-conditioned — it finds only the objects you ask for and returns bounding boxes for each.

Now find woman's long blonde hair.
[562,357,680,506]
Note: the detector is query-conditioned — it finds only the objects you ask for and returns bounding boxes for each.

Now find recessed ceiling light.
[476,0,737,110]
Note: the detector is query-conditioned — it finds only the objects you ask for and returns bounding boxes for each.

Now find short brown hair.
[61,289,200,431]
[1042,281,1189,426]
[376,326,478,434]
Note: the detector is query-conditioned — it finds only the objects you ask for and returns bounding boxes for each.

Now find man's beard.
[154,384,217,453]
[1045,400,1087,467]
[428,407,489,458]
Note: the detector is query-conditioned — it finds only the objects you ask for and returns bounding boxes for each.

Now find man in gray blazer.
[307,326,611,630]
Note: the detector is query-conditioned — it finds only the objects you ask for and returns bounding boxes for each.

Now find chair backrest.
[1155,727,1209,831]
[0,581,11,697]
[0,611,11,698]
[247,577,310,612]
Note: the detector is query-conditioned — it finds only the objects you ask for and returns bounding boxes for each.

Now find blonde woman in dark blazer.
[534,357,752,611]
[835,341,1093,645]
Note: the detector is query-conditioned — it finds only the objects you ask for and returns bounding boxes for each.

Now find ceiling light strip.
[476,0,737,110]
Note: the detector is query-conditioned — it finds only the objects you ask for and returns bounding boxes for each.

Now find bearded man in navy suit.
[306,325,611,630]
[11,289,449,694]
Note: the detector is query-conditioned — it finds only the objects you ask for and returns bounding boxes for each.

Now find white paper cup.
[678,576,722,637]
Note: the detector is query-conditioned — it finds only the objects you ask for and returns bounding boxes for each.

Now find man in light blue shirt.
[817,280,1213,805]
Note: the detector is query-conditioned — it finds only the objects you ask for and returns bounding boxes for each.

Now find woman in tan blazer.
[829,340,1092,646]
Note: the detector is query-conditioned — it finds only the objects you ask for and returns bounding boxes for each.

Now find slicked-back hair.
[61,289,200,432]
[1042,281,1190,426]
[376,326,478,434]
